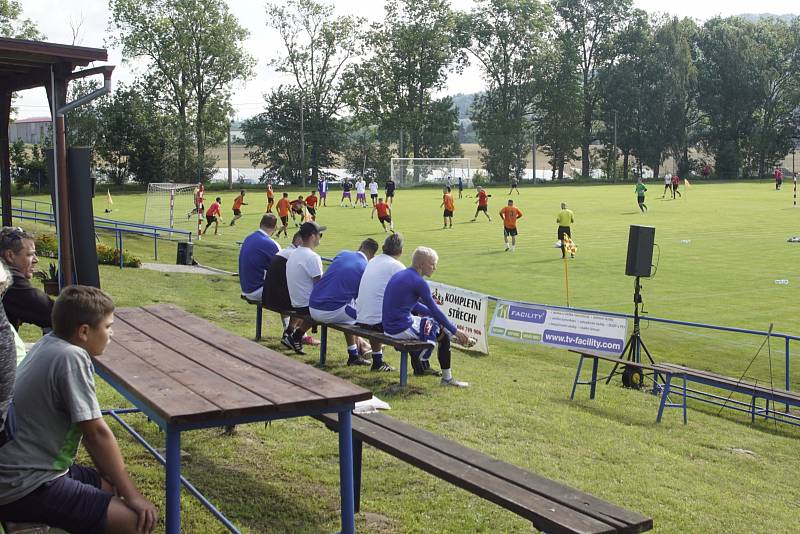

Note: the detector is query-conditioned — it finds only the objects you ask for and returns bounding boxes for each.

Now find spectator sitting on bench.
[310,238,379,367]
[383,246,473,388]
[0,263,18,448]
[284,221,327,355]
[355,233,408,373]
[0,227,53,333]
[239,214,280,302]
[0,285,158,533]
[262,232,317,351]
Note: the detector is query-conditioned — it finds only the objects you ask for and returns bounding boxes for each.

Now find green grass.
[15,181,800,533]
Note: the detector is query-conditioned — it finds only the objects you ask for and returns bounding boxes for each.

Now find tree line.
[5,0,800,185]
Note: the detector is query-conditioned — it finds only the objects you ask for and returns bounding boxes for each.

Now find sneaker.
[370,362,395,372]
[347,356,371,366]
[303,335,320,346]
[280,333,294,351]
[441,377,469,388]
[290,337,306,355]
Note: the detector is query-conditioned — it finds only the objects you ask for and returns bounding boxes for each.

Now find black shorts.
[671,184,678,190]
[0,464,112,534]
[280,215,289,226]
[477,205,487,212]
[386,191,394,197]
[504,227,518,237]
[307,207,316,216]
[267,197,274,204]
[206,215,217,224]
[443,209,453,218]
[233,208,241,216]
[379,215,392,224]
[557,226,571,240]
[637,195,645,203]
[291,208,303,216]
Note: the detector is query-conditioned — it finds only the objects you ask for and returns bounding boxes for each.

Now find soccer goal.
[143,183,198,228]
[390,158,472,188]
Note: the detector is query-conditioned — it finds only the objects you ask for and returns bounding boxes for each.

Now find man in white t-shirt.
[662,174,671,198]
[355,177,367,208]
[355,233,406,372]
[285,221,326,353]
[368,178,379,206]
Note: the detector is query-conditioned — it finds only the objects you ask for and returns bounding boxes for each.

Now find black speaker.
[625,225,655,277]
[68,147,101,288]
[177,242,194,265]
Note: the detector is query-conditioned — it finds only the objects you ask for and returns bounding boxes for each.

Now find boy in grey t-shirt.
[0,286,157,534]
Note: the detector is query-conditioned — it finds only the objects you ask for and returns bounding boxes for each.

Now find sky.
[12,0,799,121]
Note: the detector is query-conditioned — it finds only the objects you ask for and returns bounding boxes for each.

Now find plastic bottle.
[680,239,691,244]
[775,279,789,285]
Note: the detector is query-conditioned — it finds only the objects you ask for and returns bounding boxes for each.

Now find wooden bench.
[315,411,653,534]
[570,350,663,401]
[654,362,800,425]
[570,350,800,427]
[251,300,434,386]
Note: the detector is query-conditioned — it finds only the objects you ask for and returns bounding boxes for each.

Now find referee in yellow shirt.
[556,202,574,258]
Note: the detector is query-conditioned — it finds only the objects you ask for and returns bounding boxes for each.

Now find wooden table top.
[94,304,372,426]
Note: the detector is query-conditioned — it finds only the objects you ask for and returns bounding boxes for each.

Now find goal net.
[143,183,198,228]
[390,158,471,188]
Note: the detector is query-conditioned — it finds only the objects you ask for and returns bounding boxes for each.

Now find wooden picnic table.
[94,304,371,534]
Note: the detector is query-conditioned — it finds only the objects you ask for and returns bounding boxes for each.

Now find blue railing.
[4,204,193,268]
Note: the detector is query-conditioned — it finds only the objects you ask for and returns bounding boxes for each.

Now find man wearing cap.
[284,221,327,354]
[309,238,379,366]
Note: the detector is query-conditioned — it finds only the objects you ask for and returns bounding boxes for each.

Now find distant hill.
[737,13,797,23]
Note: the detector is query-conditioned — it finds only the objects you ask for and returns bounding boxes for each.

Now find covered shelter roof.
[1,37,113,287]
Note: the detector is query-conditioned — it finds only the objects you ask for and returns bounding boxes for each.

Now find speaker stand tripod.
[606,276,657,388]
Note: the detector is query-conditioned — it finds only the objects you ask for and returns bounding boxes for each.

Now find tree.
[242,86,342,184]
[744,17,800,177]
[467,0,552,182]
[341,124,392,180]
[0,0,42,39]
[554,0,635,178]
[267,0,363,185]
[345,0,467,178]
[109,0,254,182]
[537,35,582,180]
[696,17,769,178]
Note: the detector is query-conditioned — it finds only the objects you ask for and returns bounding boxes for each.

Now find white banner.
[429,282,490,354]
[489,301,627,356]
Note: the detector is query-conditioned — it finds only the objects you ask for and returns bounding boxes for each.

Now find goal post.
[144,183,198,229]
[390,158,472,188]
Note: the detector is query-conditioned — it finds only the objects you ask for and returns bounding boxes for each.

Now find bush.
[34,233,58,258]
[34,233,141,268]
[96,244,142,268]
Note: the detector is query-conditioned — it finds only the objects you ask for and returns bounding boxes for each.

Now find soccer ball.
[554,240,562,248]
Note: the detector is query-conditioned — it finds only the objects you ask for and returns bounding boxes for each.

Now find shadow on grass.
[182,449,332,533]
[552,395,661,428]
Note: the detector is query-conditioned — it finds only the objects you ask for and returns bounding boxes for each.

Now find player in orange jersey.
[440,186,455,228]
[275,193,291,238]
[471,186,491,222]
[304,191,319,220]
[371,198,394,233]
[499,199,523,251]
[230,190,247,226]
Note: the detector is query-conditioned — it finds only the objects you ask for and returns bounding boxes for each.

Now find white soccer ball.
[554,240,562,248]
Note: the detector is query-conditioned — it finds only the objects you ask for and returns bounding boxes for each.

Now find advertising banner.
[429,282,490,354]
[489,301,627,356]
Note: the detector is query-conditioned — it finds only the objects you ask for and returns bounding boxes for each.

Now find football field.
[17,180,800,533]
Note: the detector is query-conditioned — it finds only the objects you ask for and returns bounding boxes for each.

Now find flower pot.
[42,280,60,297]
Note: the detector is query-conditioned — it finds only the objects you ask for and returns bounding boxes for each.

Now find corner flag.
[106,189,114,204]
[684,178,691,188]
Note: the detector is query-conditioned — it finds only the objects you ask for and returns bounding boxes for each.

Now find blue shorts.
[0,464,112,534]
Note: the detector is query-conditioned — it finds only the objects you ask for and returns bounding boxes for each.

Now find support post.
[55,114,75,286]
[165,427,182,534]
[227,121,233,190]
[338,409,355,534]
[0,86,11,227]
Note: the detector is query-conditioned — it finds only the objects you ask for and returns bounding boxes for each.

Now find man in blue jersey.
[309,238,379,366]
[383,246,473,387]
[238,214,280,302]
